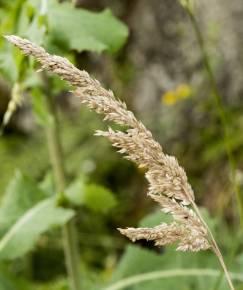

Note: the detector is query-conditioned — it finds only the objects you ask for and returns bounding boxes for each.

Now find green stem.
[43,76,81,290]
[191,201,235,290]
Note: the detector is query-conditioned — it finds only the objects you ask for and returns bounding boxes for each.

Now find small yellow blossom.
[162,91,177,105]
[175,84,192,99]
[162,84,192,106]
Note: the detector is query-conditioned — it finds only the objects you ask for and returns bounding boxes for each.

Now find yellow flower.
[175,84,192,99]
[162,84,192,106]
[162,91,178,106]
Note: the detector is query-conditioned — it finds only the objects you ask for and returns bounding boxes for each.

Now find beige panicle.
[5,35,235,290]
[5,34,207,251]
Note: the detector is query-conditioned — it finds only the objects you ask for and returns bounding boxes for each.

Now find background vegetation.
[0,0,243,289]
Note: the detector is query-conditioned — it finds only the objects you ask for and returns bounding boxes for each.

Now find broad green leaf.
[66,177,117,213]
[66,180,117,213]
[0,198,74,260]
[0,171,49,232]
[46,1,128,53]
[83,184,117,213]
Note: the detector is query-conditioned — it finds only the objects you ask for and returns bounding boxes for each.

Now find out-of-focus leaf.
[46,0,128,53]
[139,209,172,227]
[17,2,46,45]
[25,16,46,45]
[31,87,53,127]
[0,198,74,260]
[66,179,117,213]
[0,271,32,290]
[83,184,117,213]
[0,274,16,290]
[0,45,18,83]
[0,171,49,232]
[66,178,85,207]
[39,172,55,196]
[34,278,68,290]
[17,3,34,37]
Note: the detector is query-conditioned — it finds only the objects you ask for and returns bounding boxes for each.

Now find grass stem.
[43,74,81,290]
[191,201,235,290]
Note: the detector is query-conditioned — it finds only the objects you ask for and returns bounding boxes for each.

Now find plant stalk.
[43,76,81,290]
[191,201,235,290]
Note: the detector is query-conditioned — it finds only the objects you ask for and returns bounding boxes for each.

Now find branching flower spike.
[5,35,235,290]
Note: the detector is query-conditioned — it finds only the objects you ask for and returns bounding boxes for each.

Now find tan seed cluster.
[6,35,210,252]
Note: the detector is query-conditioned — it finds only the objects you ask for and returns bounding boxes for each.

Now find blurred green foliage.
[0,0,129,289]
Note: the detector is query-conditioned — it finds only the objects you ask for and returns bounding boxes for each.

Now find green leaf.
[25,15,46,45]
[0,198,74,260]
[46,1,128,53]
[17,2,46,45]
[83,184,117,213]
[0,171,49,232]
[34,278,68,290]
[0,45,18,83]
[139,209,172,227]
[0,270,32,290]
[66,179,117,213]
[30,87,53,127]
[66,178,85,207]
[39,172,55,196]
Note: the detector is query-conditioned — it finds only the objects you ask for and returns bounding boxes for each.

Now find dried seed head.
[6,35,210,252]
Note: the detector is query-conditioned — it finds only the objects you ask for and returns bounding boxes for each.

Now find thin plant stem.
[42,74,81,290]
[191,201,235,290]
[212,232,239,290]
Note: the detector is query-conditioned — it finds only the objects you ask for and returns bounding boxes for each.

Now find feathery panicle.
[148,193,210,251]
[118,221,209,251]
[5,35,91,88]
[6,35,209,252]
[118,223,186,247]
